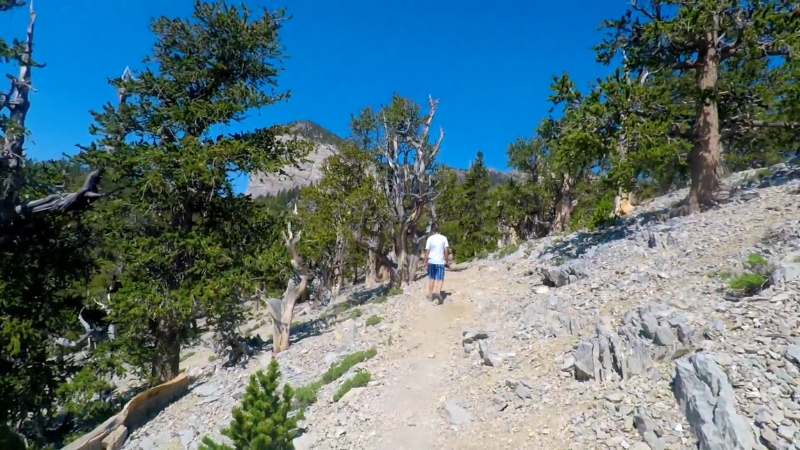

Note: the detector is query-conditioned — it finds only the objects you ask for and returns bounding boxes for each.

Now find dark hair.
[431,224,439,233]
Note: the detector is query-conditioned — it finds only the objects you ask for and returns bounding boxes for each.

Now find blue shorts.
[427,264,445,281]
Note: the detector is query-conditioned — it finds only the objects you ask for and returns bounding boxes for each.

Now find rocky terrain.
[121,161,800,450]
[244,121,519,199]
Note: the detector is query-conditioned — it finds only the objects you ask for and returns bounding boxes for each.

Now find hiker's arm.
[444,239,450,262]
[424,239,430,265]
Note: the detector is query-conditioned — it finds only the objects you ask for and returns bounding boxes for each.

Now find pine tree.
[596,0,800,213]
[77,0,309,382]
[454,151,498,259]
[1,3,106,444]
[200,358,299,450]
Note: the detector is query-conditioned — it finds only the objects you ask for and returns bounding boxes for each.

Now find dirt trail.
[364,269,478,449]
[356,267,551,450]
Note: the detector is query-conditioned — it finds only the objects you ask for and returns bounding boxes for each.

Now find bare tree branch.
[1,6,129,241]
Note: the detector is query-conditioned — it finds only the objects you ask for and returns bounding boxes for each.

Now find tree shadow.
[288,318,327,344]
[251,317,328,357]
[348,285,390,304]
[540,206,677,262]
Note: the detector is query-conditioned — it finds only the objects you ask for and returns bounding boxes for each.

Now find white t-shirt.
[425,234,449,265]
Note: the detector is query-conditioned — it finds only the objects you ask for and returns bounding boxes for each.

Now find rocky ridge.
[121,160,800,450]
[243,121,519,199]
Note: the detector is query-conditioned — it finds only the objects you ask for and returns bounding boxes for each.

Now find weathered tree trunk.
[330,231,346,296]
[365,249,378,288]
[271,301,295,353]
[152,334,181,383]
[613,127,636,216]
[507,226,519,246]
[552,174,574,232]
[685,33,721,213]
[392,231,408,287]
[614,189,636,216]
[266,222,309,354]
[407,224,425,282]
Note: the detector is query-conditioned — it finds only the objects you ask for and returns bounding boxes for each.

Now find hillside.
[106,161,800,450]
[245,121,519,198]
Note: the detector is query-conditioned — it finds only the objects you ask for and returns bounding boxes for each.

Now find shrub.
[293,381,321,410]
[333,371,371,402]
[728,273,766,294]
[365,315,382,326]
[727,253,771,296]
[200,358,299,449]
[321,348,377,383]
[290,348,378,411]
[745,253,768,268]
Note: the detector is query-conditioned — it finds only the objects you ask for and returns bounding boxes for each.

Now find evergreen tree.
[596,0,800,213]
[452,152,498,259]
[1,3,106,444]
[200,358,299,450]
[77,0,309,382]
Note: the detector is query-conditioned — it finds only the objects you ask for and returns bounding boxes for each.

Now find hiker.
[423,225,449,303]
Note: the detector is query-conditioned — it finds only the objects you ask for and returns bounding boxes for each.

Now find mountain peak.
[287,120,345,147]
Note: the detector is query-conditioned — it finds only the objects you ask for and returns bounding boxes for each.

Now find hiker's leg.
[427,264,435,296]
[434,265,445,293]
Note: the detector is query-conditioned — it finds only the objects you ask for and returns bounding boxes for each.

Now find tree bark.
[684,33,721,213]
[407,223,425,283]
[392,231,408,288]
[365,249,378,288]
[330,231,345,297]
[152,333,181,383]
[271,302,294,353]
[552,174,574,231]
[613,124,636,216]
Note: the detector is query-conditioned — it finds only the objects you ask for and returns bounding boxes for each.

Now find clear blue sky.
[1,0,628,193]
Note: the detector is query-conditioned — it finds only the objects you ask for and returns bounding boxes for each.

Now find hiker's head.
[432,224,439,234]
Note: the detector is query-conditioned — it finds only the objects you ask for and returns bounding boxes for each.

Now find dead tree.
[374,95,444,287]
[263,221,309,353]
[45,304,116,365]
[0,2,105,246]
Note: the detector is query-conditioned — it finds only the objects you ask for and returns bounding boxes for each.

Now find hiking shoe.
[433,292,442,305]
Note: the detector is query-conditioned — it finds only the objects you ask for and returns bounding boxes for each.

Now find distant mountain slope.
[245,121,520,198]
[245,121,339,198]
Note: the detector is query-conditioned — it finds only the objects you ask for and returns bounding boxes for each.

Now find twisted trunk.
[267,222,309,354]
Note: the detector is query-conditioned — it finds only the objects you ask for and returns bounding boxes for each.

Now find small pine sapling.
[200,358,300,449]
